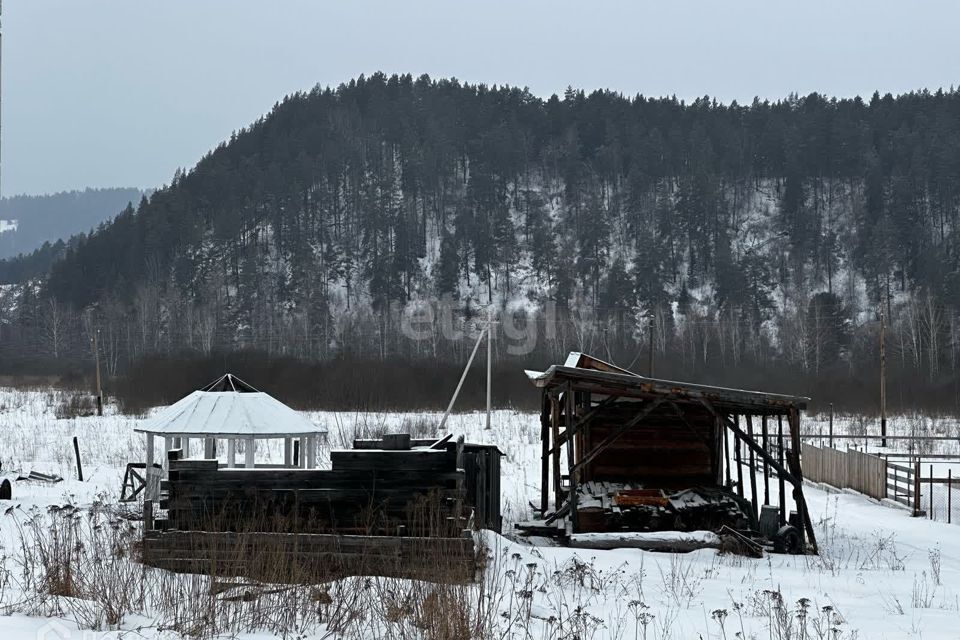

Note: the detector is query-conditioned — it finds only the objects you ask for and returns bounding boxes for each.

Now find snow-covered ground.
[1,388,959,639]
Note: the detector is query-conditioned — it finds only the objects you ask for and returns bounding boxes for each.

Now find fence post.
[828,403,834,449]
[913,459,921,517]
[929,464,934,520]
[949,470,952,525]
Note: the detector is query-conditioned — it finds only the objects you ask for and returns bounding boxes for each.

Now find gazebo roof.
[136,374,326,438]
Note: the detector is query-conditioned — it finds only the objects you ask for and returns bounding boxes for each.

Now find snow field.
[0,388,958,638]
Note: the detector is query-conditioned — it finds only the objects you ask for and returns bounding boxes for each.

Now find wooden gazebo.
[135,374,328,499]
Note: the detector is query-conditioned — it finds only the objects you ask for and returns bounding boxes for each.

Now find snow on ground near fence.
[803,412,960,526]
[1,388,960,638]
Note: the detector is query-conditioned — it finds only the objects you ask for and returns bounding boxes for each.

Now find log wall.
[162,447,465,535]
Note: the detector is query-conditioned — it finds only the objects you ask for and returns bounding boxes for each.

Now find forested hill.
[0,188,147,261]
[4,74,960,410]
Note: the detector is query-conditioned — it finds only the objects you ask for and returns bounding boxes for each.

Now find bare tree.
[39,298,69,359]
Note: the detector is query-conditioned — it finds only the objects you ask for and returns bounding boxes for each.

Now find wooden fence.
[800,443,888,501]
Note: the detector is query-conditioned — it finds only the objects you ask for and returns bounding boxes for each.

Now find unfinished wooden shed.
[527,352,817,552]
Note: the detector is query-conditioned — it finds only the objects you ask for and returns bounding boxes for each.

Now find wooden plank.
[568,398,668,477]
[331,450,454,472]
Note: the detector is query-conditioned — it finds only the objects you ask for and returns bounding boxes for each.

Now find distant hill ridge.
[0,187,148,261]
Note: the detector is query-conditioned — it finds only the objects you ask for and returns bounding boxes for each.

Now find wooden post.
[948,469,953,525]
[778,415,786,526]
[72,436,84,481]
[244,437,255,468]
[929,464,934,520]
[227,438,236,468]
[787,407,818,551]
[913,458,922,517]
[144,499,153,532]
[540,393,550,514]
[162,436,171,472]
[284,437,292,467]
[182,437,191,458]
[746,415,759,521]
[551,394,562,510]
[761,415,770,505]
[306,436,316,469]
[145,433,157,499]
[204,437,215,459]
[300,437,308,468]
[733,415,744,498]
[713,416,723,485]
[828,403,834,449]
[723,418,731,487]
[564,382,578,533]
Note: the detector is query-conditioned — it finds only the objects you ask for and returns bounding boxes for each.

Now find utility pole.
[93,330,103,416]
[879,302,887,448]
[438,319,490,433]
[486,307,492,430]
[648,312,655,377]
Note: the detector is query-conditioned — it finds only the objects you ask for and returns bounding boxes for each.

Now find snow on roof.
[136,375,326,438]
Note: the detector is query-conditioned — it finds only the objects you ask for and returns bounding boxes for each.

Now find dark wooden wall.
[577,404,716,488]
[162,448,465,536]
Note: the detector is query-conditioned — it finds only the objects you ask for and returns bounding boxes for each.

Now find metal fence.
[802,443,960,524]
[882,457,960,524]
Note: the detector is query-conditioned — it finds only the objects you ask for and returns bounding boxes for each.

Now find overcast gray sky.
[3,0,959,196]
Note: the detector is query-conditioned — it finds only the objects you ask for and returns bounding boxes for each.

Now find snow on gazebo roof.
[135,374,326,439]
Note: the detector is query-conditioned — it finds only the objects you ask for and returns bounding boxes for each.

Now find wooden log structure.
[143,435,495,583]
[162,446,467,535]
[527,352,818,554]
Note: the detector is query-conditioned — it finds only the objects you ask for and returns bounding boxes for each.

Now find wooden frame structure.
[529,353,817,552]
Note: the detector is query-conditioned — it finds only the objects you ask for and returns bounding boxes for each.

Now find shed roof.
[136,374,326,438]
[527,352,809,412]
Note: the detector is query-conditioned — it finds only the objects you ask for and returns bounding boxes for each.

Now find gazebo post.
[204,437,215,459]
[244,437,255,468]
[145,433,158,499]
[227,439,236,468]
[299,437,308,469]
[162,436,171,472]
[284,437,292,467]
[182,437,191,458]
[306,436,316,469]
